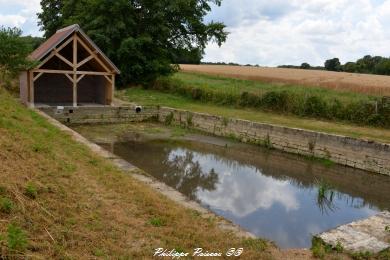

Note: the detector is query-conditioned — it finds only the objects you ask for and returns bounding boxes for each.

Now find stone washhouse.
[19,24,120,108]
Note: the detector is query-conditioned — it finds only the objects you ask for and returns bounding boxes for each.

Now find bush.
[149,217,165,227]
[7,224,27,252]
[304,96,328,118]
[0,197,13,214]
[24,183,38,199]
[239,92,260,107]
[0,27,36,81]
[151,77,390,128]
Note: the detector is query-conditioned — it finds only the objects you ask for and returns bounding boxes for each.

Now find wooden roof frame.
[26,24,120,108]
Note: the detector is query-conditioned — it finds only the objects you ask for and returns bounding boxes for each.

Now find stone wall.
[159,107,390,176]
[39,106,158,125]
[39,105,390,176]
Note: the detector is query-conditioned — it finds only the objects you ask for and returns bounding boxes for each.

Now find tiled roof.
[29,24,120,74]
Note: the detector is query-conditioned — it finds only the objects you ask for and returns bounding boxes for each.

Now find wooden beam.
[111,74,115,105]
[31,69,114,76]
[65,74,73,83]
[77,71,113,76]
[33,72,43,82]
[77,55,94,68]
[103,75,112,84]
[29,71,34,107]
[37,36,75,69]
[77,74,86,83]
[73,35,77,107]
[32,69,74,74]
[55,52,73,68]
[75,35,111,73]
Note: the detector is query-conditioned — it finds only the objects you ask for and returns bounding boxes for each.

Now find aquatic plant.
[164,112,174,125]
[186,113,193,127]
[263,134,273,150]
[315,179,338,215]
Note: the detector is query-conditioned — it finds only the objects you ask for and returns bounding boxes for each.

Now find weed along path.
[72,123,390,252]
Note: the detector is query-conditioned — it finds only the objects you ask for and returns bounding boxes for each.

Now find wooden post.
[111,74,115,106]
[72,35,77,107]
[29,71,35,108]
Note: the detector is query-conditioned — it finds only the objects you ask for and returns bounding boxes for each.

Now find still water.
[76,125,390,248]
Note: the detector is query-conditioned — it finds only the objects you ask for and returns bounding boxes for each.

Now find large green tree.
[38,0,227,86]
[324,58,341,72]
[0,27,35,78]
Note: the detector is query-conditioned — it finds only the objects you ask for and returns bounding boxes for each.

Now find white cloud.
[204,0,390,66]
[1,0,389,65]
[166,150,300,218]
[0,0,42,36]
[0,15,26,27]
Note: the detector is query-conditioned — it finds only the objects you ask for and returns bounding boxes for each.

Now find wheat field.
[180,64,390,96]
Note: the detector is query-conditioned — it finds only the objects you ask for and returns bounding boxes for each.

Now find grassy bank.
[149,72,390,128]
[117,87,390,144]
[0,88,282,258]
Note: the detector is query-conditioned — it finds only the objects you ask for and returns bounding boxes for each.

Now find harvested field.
[180,64,390,96]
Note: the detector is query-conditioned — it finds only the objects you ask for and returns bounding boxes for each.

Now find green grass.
[151,72,390,128]
[174,72,376,103]
[0,197,14,214]
[0,88,279,258]
[117,87,390,143]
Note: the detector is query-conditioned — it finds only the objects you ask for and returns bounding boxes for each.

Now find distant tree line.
[278,55,390,76]
[278,64,324,70]
[201,62,243,66]
[325,56,390,75]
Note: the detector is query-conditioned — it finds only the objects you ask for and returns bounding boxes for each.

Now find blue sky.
[1,0,390,66]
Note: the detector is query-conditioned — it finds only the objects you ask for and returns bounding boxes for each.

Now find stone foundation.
[39,106,158,124]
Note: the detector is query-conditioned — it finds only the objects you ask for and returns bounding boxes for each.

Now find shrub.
[191,88,204,100]
[242,238,268,252]
[7,224,27,252]
[260,91,290,112]
[239,92,260,107]
[304,96,328,118]
[24,183,38,199]
[186,113,193,127]
[164,112,174,126]
[152,77,390,128]
[311,237,332,259]
[0,197,13,214]
[149,217,165,227]
[0,27,37,93]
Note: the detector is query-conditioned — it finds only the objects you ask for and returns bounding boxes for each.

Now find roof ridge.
[57,24,79,33]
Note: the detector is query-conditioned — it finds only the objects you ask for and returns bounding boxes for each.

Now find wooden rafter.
[75,35,111,73]
[77,55,94,68]
[65,74,73,83]
[33,72,43,82]
[37,36,74,69]
[77,74,86,83]
[54,52,73,68]
[104,75,112,84]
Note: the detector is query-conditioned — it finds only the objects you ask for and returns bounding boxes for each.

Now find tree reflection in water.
[162,150,219,201]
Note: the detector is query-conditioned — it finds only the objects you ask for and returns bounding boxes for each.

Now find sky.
[1,0,390,66]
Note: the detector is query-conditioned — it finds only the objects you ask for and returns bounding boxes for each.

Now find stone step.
[317,211,390,253]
